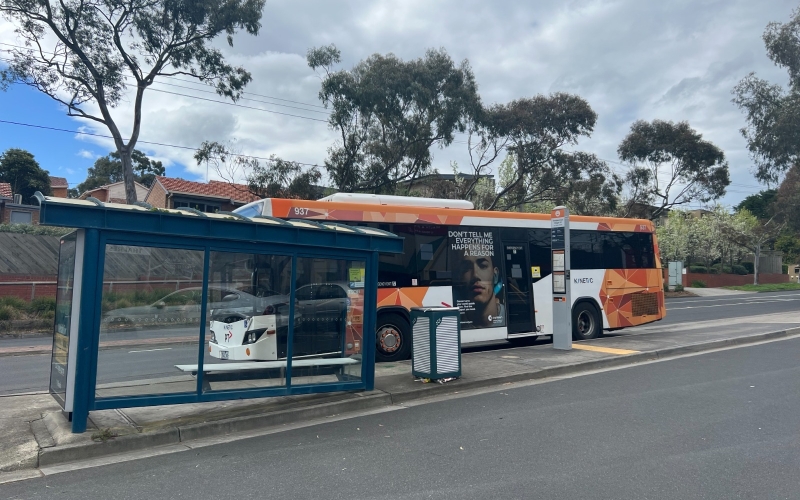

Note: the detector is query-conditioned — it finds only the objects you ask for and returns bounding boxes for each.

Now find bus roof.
[243,197,656,233]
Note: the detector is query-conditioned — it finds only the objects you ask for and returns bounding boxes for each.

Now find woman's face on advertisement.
[459,254,494,304]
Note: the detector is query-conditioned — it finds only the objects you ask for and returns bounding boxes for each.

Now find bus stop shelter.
[34,193,402,433]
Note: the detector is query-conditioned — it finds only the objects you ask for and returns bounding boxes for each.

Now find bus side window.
[375,224,415,288]
[415,225,450,286]
[601,232,655,269]
[571,230,604,269]
[528,229,551,279]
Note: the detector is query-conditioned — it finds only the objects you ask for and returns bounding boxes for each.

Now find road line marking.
[128,347,173,353]
[572,344,639,355]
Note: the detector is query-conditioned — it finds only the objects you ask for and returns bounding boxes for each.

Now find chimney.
[13,194,22,204]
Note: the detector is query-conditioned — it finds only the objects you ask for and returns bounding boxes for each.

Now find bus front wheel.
[376,313,411,362]
[572,302,601,341]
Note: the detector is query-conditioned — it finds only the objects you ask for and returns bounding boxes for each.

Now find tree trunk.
[753,245,761,285]
[119,148,138,204]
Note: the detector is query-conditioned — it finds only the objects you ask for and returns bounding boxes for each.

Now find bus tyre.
[376,313,411,362]
[572,302,601,341]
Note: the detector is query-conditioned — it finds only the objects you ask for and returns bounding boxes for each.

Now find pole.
[551,206,572,350]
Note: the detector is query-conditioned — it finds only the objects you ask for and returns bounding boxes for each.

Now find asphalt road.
[7,332,800,499]
[659,291,800,325]
[1,291,798,396]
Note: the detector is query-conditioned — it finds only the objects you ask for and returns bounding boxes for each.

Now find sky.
[0,0,797,207]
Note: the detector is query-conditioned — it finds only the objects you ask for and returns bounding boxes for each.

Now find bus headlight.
[242,329,266,345]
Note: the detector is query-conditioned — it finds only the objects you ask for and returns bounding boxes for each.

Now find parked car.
[102,286,276,329]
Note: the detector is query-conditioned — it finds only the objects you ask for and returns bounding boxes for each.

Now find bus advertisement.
[233,194,665,362]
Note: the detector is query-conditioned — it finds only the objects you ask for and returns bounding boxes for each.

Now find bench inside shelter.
[175,357,361,390]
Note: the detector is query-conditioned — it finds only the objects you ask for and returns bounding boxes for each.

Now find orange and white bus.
[234,193,665,362]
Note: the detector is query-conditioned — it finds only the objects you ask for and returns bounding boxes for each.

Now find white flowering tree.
[722,209,785,284]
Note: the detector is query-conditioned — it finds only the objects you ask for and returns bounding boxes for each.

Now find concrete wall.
[0,232,206,301]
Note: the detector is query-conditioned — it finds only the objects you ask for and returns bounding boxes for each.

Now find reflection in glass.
[203,252,292,391]
[290,258,364,386]
[96,245,204,398]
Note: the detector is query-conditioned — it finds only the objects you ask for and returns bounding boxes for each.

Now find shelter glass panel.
[96,245,204,399]
[203,252,293,391]
[290,257,365,386]
[49,231,77,405]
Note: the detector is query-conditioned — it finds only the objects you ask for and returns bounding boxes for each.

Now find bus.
[233,193,665,362]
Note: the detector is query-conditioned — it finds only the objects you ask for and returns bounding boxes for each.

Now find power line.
[0,42,329,110]
[0,55,330,123]
[0,118,324,167]
[145,88,329,123]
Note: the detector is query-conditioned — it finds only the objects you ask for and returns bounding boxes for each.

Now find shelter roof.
[33,192,402,255]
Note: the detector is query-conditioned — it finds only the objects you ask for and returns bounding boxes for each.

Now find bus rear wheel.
[572,302,601,341]
[376,313,411,362]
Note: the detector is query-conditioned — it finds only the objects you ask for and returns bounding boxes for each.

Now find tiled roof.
[49,176,69,188]
[0,183,11,198]
[155,177,259,203]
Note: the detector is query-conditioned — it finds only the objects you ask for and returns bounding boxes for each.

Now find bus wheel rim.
[377,325,401,353]
[577,311,593,335]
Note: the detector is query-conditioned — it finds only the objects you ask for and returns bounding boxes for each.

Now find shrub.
[783,264,789,274]
[0,296,27,310]
[663,282,670,292]
[709,264,731,274]
[0,223,75,237]
[0,305,19,321]
[28,297,56,315]
[689,265,707,273]
[742,262,754,274]
[732,264,748,275]
[690,280,707,288]
[674,284,684,292]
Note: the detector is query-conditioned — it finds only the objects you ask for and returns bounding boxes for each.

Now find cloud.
[76,149,95,159]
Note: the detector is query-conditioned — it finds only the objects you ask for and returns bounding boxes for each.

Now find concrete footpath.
[2,311,799,483]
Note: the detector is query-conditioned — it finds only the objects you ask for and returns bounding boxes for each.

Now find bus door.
[503,244,534,334]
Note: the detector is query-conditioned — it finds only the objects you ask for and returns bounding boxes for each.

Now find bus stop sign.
[551,206,572,350]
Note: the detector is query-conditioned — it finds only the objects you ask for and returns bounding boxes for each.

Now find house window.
[9,211,32,224]
[173,201,220,213]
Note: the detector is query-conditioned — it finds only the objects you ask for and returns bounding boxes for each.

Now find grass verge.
[722,283,800,292]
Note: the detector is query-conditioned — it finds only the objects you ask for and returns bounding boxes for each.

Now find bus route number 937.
[293,207,310,216]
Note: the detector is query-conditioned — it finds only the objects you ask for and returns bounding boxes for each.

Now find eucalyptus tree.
[733,8,800,185]
[1,0,266,203]
[307,45,481,194]
[480,94,621,213]
[617,119,730,220]
[76,149,164,194]
[195,140,322,200]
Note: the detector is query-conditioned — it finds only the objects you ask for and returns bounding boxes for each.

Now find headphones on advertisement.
[493,270,502,295]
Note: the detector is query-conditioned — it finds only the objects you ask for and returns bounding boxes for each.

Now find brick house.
[144,177,260,213]
[49,176,69,198]
[79,181,149,203]
[0,182,40,224]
